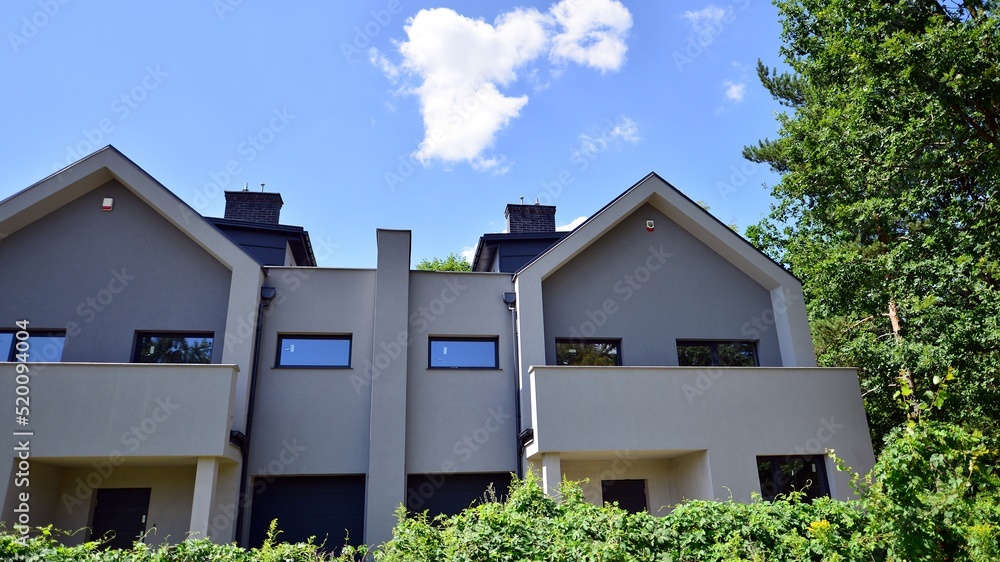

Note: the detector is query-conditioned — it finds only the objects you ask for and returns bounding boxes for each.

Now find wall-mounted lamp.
[261,286,276,306]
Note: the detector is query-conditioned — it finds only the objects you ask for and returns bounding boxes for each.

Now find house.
[0,146,875,551]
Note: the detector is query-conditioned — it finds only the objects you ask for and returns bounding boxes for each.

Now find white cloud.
[557,216,588,231]
[608,115,640,143]
[373,2,633,171]
[368,47,400,83]
[460,245,476,264]
[576,115,641,157]
[723,80,746,102]
[395,8,549,169]
[549,0,632,72]
[683,5,730,34]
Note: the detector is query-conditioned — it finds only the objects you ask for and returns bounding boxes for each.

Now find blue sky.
[2,0,787,267]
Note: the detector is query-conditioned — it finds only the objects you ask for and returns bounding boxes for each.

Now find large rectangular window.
[757,455,830,501]
[429,337,498,369]
[133,333,213,364]
[677,341,758,366]
[555,339,622,366]
[276,335,352,368]
[1,330,65,362]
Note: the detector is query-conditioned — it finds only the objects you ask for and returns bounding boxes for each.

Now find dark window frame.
[275,334,353,369]
[1,329,66,362]
[756,455,830,501]
[428,336,500,370]
[554,338,623,366]
[676,340,759,367]
[132,331,215,364]
[601,479,648,513]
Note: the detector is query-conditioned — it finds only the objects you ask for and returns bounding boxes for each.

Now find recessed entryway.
[90,488,151,549]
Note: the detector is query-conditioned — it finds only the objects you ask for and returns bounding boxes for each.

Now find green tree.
[745,0,1000,447]
[415,253,471,272]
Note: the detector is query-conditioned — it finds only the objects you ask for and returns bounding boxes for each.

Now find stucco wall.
[561,453,712,514]
[405,271,516,474]
[529,366,875,501]
[0,180,231,363]
[250,268,377,475]
[51,465,195,546]
[541,204,782,367]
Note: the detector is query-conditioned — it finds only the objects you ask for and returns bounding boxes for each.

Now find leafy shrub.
[3,422,995,561]
[864,421,1000,562]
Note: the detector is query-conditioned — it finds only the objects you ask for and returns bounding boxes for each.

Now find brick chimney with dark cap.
[224,190,283,224]
[505,203,556,233]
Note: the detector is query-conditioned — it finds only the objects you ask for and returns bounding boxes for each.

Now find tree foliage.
[745,0,1000,447]
[415,253,471,272]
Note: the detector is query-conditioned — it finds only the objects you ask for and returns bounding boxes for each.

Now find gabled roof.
[0,145,261,273]
[513,172,799,291]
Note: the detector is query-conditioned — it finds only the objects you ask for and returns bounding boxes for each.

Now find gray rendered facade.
[0,146,875,549]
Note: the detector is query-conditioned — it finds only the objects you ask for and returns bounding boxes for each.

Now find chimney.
[224,191,284,224]
[505,202,556,234]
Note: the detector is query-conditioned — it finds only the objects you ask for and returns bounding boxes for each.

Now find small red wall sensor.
[101,198,114,211]
[646,220,654,232]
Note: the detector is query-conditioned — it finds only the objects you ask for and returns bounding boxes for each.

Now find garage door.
[406,472,511,519]
[249,475,365,552]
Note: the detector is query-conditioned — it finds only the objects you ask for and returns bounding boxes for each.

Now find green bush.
[3,422,995,561]
[0,519,349,561]
[374,472,876,562]
[864,421,1000,562]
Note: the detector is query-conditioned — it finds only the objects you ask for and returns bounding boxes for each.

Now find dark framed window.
[677,341,758,366]
[757,455,830,501]
[276,335,352,368]
[1,330,65,362]
[601,479,647,513]
[555,339,622,366]
[428,337,499,369]
[133,332,214,364]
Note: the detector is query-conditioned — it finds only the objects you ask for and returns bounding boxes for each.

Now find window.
[601,479,647,513]
[429,337,498,369]
[276,335,352,368]
[0,332,11,361]
[134,333,213,364]
[1,330,65,362]
[677,341,758,366]
[756,455,830,501]
[555,339,622,366]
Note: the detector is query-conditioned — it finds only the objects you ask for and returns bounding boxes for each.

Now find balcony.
[525,366,871,461]
[0,362,238,459]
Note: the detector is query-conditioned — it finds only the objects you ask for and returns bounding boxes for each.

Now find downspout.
[504,292,523,478]
[234,284,275,545]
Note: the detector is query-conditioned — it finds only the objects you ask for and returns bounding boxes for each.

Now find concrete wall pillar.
[771,284,817,367]
[189,457,219,541]
[541,453,561,497]
[365,229,411,546]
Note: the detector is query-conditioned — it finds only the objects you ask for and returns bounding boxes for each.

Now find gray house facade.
[0,146,875,550]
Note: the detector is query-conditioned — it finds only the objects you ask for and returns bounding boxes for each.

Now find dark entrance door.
[601,479,648,513]
[90,488,151,549]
